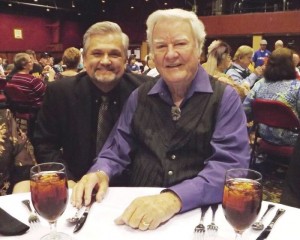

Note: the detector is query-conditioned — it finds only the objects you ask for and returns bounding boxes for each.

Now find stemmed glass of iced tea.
[222,168,262,240]
[30,162,71,240]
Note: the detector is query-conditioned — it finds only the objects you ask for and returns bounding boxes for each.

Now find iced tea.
[31,171,68,222]
[223,178,262,231]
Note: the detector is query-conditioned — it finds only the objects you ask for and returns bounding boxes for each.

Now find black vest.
[129,77,226,187]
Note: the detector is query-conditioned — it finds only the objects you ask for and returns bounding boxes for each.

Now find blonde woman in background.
[202,40,249,99]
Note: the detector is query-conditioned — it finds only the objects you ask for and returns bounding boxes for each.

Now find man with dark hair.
[13,21,150,192]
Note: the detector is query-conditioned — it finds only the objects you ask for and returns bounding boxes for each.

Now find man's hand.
[71,171,109,208]
[114,191,182,231]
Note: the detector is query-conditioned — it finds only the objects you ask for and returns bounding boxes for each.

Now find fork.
[194,205,209,240]
[207,204,219,237]
[22,200,40,224]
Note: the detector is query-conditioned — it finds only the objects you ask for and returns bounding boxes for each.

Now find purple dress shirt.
[90,65,250,212]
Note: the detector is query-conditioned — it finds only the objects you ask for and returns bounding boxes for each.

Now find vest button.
[170,154,176,160]
[168,170,173,176]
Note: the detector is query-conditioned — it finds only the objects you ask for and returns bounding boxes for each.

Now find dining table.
[0,187,299,240]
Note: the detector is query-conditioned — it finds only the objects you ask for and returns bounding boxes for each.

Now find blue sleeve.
[168,86,251,212]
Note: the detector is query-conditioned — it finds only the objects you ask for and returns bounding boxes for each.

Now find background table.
[0,187,298,239]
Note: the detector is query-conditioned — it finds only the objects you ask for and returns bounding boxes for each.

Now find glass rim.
[30,162,65,174]
[225,168,262,181]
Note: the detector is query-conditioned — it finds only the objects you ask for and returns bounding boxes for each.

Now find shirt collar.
[232,62,247,71]
[148,64,213,99]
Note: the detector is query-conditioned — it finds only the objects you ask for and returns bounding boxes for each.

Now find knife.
[256,208,285,240]
[73,195,96,233]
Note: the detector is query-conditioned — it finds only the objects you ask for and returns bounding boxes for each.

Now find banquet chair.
[4,83,41,140]
[250,99,300,168]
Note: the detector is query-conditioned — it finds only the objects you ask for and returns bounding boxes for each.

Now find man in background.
[274,40,284,50]
[25,49,43,78]
[253,39,271,67]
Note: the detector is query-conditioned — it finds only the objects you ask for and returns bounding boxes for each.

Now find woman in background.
[243,47,300,146]
[55,47,81,80]
[202,40,249,99]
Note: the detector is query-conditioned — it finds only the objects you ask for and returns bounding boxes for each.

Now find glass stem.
[49,220,57,236]
[235,231,243,240]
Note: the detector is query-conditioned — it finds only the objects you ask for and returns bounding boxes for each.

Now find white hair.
[146,8,206,56]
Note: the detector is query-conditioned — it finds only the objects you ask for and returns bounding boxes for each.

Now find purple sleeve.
[88,89,139,179]
[168,86,251,212]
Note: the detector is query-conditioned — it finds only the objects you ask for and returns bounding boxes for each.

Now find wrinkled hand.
[114,191,182,231]
[71,171,109,208]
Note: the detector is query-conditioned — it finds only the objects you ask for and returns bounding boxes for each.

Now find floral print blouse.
[243,78,300,146]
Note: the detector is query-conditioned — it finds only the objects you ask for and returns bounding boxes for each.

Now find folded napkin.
[0,207,30,236]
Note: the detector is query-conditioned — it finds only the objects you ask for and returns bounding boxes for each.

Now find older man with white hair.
[274,40,284,50]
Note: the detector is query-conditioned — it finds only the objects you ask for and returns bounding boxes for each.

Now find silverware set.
[252,203,275,230]
[193,203,285,240]
[194,204,219,240]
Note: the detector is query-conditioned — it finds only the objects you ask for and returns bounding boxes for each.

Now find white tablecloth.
[0,187,298,239]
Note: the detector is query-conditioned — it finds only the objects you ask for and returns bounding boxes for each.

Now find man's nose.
[100,54,111,64]
[165,45,178,58]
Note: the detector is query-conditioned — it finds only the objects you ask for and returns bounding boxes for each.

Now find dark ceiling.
[0,0,299,24]
[0,0,199,22]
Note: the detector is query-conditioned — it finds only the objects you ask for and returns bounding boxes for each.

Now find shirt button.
[170,154,176,160]
[168,170,173,176]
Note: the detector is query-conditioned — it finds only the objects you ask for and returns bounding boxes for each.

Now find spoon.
[67,208,81,224]
[252,203,275,230]
[67,192,96,224]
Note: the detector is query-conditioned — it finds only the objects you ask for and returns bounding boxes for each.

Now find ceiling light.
[131,6,134,9]
[72,1,75,7]
[8,3,12,6]
[164,2,168,5]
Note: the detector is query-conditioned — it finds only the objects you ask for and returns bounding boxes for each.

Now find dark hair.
[264,48,296,82]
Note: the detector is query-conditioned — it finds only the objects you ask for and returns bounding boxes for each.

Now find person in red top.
[7,52,52,106]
